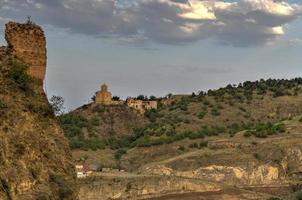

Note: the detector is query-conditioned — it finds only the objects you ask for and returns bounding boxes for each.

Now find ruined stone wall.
[5,22,47,82]
[127,99,157,113]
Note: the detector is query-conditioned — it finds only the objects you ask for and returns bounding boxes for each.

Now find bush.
[244,130,252,137]
[112,96,120,101]
[199,141,208,148]
[197,111,206,119]
[188,131,205,140]
[178,146,185,151]
[266,197,282,200]
[189,143,198,148]
[184,118,190,124]
[144,109,159,122]
[9,60,31,91]
[90,116,100,126]
[115,149,127,160]
[296,191,302,200]
[0,100,7,109]
[210,108,220,116]
[50,174,73,199]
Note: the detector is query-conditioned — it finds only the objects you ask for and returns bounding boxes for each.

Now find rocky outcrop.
[79,174,221,200]
[0,22,77,199]
[5,21,47,83]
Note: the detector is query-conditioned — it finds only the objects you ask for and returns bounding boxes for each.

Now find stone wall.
[127,98,158,113]
[5,21,47,82]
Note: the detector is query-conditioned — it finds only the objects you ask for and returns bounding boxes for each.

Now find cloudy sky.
[1,0,302,110]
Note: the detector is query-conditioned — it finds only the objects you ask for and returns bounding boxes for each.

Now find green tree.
[50,95,65,115]
[112,96,120,101]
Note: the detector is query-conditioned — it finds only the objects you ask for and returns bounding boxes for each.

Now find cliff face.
[0,22,77,200]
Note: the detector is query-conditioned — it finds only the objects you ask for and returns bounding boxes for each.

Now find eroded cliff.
[0,21,77,200]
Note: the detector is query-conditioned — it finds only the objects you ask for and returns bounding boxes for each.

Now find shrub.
[296,191,302,200]
[184,118,190,124]
[9,60,31,91]
[85,138,105,151]
[210,108,220,116]
[0,100,7,109]
[238,106,247,112]
[178,146,185,151]
[115,149,127,160]
[188,131,205,140]
[253,153,260,160]
[50,174,73,199]
[244,130,252,137]
[203,99,210,106]
[189,143,198,148]
[197,111,206,119]
[112,96,120,101]
[90,116,100,126]
[145,109,159,122]
[266,197,282,200]
[199,141,208,148]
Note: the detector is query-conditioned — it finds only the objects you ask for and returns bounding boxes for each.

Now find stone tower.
[5,21,47,83]
[96,84,113,104]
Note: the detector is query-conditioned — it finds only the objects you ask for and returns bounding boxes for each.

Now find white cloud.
[0,0,301,46]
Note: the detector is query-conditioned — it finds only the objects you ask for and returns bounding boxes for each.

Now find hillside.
[0,45,77,199]
[66,78,302,151]
[59,103,148,151]
[76,115,302,200]
[66,78,302,199]
[0,22,78,200]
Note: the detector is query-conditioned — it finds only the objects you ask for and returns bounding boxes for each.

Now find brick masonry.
[5,21,47,82]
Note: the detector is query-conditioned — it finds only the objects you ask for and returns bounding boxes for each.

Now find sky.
[1,0,302,111]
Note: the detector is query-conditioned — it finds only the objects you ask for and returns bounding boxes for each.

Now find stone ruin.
[95,84,157,113]
[126,98,158,114]
[2,21,47,84]
[95,84,113,105]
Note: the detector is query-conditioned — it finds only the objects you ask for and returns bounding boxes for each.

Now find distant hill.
[62,78,302,151]
[68,78,302,200]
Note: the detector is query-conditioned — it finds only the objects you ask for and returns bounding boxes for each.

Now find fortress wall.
[5,22,47,82]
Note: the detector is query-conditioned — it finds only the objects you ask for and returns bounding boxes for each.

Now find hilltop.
[65,78,302,152]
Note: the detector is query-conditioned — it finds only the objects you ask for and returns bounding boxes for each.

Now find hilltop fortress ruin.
[95,84,157,113]
[0,21,47,84]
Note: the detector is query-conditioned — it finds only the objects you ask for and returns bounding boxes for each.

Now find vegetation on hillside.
[57,78,302,151]
[0,57,77,199]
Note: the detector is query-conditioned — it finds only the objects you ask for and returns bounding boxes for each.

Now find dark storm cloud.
[0,0,302,46]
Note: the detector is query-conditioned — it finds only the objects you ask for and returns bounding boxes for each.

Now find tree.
[50,95,65,115]
[112,96,120,101]
[91,92,97,102]
[136,95,147,100]
[149,95,156,101]
[26,16,33,25]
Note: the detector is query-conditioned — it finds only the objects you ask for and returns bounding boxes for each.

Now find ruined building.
[4,21,47,83]
[96,84,113,105]
[127,98,157,113]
